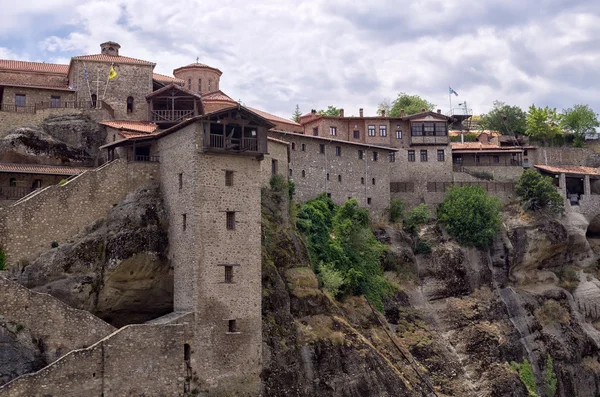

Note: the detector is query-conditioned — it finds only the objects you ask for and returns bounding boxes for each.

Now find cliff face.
[261,184,600,397]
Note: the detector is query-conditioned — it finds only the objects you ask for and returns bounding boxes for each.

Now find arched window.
[188,78,191,90]
[9,178,16,187]
[208,79,212,91]
[91,94,97,108]
[127,96,134,113]
[302,170,306,178]
[198,79,202,92]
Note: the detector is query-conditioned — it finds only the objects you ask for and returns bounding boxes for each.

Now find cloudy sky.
[1,0,599,120]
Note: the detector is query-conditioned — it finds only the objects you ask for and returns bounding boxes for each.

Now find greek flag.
[449,86,458,96]
[84,64,89,81]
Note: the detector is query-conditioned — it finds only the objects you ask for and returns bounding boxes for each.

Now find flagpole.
[84,62,93,107]
[102,63,113,100]
[449,86,452,114]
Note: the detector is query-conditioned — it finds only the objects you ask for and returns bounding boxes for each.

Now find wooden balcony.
[0,186,34,200]
[150,109,194,124]
[205,134,265,154]
[410,135,449,145]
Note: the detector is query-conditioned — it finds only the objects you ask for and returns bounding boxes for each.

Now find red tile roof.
[201,90,236,102]
[0,59,68,74]
[534,165,600,176]
[173,63,223,75]
[153,73,184,84]
[452,142,505,150]
[0,163,90,175]
[247,107,301,127]
[0,82,72,91]
[267,136,290,145]
[99,120,158,133]
[71,54,155,66]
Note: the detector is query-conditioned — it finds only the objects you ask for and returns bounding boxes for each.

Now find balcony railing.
[0,104,36,113]
[0,186,34,200]
[207,134,263,152]
[0,100,106,114]
[151,109,194,123]
[410,135,449,145]
[127,154,160,163]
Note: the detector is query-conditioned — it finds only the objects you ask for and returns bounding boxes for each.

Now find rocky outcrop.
[8,183,172,327]
[0,114,105,165]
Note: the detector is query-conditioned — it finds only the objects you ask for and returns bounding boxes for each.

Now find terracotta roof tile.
[452,142,501,150]
[0,163,90,175]
[0,59,68,74]
[71,54,155,66]
[99,120,158,133]
[247,107,301,127]
[173,63,222,75]
[267,136,290,145]
[0,82,72,91]
[201,90,236,102]
[153,73,184,84]
[534,165,600,176]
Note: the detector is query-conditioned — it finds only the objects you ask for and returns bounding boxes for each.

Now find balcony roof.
[0,163,91,175]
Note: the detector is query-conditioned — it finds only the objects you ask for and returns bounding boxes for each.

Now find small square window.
[372,151,378,161]
[420,150,428,162]
[327,193,332,198]
[225,170,233,186]
[389,152,396,162]
[353,130,360,139]
[301,143,306,151]
[335,146,341,156]
[289,169,293,177]
[437,150,445,162]
[50,95,61,108]
[313,127,319,136]
[368,125,375,136]
[330,126,337,136]
[319,144,325,154]
[361,177,365,184]
[493,155,500,163]
[15,94,26,107]
[395,125,402,139]
[224,266,233,283]
[408,150,415,162]
[226,212,236,230]
[379,125,387,137]
[228,319,237,333]
[327,173,330,181]
[372,178,376,185]
[367,197,372,205]
[291,142,296,150]
[338,174,342,182]
[271,159,278,175]
[182,214,187,231]
[358,150,363,160]
[302,170,306,178]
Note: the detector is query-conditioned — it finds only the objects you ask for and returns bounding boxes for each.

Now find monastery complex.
[0,41,599,396]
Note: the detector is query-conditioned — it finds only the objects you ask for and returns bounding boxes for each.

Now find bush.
[404,204,430,233]
[388,199,405,223]
[0,247,5,271]
[51,241,59,248]
[470,171,494,180]
[58,179,69,186]
[545,354,557,397]
[437,185,502,248]
[516,170,564,215]
[413,240,432,255]
[318,263,345,297]
[297,195,391,309]
[511,358,539,397]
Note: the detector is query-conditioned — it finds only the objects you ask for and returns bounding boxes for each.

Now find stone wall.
[530,146,598,166]
[0,277,115,365]
[158,121,263,394]
[0,323,187,397]
[69,60,153,120]
[453,166,524,183]
[263,138,289,186]
[0,159,159,264]
[270,131,392,215]
[1,86,76,108]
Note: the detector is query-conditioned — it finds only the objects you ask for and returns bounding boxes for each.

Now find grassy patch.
[535,299,570,326]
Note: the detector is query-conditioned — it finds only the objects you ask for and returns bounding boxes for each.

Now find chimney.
[400,109,405,117]
[437,109,441,114]
[479,133,489,144]
[339,108,344,118]
[311,109,316,114]
[421,108,426,113]
[359,108,364,118]
[381,109,386,117]
[100,41,120,56]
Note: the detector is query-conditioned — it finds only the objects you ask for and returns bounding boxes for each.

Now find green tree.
[510,359,539,397]
[515,170,564,215]
[388,199,405,223]
[545,354,557,397]
[561,104,599,147]
[526,105,563,143]
[437,186,502,248]
[478,100,527,135]
[385,93,435,117]
[403,204,430,233]
[291,104,302,123]
[317,106,341,116]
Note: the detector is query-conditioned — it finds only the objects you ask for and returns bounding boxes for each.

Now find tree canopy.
[561,104,599,147]
[525,105,563,143]
[381,93,435,117]
[515,170,564,215]
[478,100,527,135]
[291,104,302,123]
[318,106,341,117]
[437,186,502,248]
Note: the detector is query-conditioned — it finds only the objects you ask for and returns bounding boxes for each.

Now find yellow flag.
[108,65,117,80]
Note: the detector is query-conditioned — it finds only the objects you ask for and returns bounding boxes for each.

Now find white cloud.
[2,0,600,119]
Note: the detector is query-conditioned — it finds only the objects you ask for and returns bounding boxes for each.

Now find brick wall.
[0,159,159,264]
[0,323,187,397]
[157,122,263,394]
[173,68,221,94]
[270,131,392,215]
[0,277,115,365]
[69,60,153,120]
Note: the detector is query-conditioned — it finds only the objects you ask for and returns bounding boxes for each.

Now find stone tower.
[100,41,121,56]
[157,107,273,395]
[173,62,222,94]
